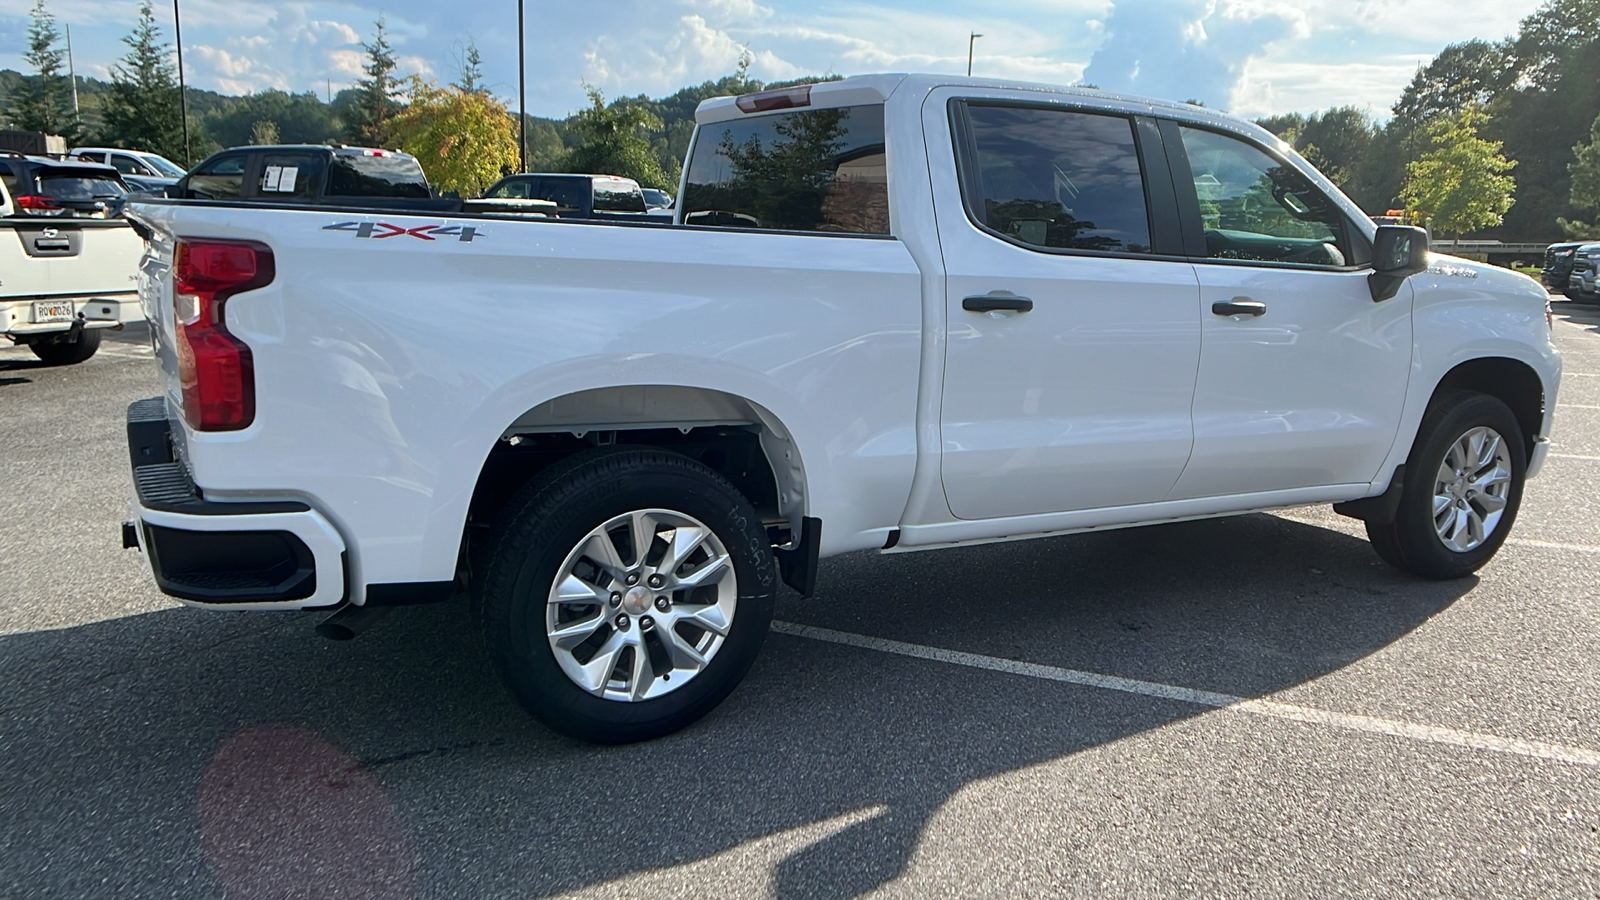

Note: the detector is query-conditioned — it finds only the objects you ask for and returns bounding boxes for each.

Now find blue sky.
[0,0,1545,120]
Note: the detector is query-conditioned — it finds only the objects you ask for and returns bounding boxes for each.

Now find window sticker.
[262,166,300,193]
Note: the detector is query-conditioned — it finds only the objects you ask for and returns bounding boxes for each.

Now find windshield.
[143,155,187,177]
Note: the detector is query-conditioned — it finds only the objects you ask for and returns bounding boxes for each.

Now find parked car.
[641,188,674,209]
[172,144,435,205]
[124,73,1559,744]
[480,173,668,220]
[0,153,129,217]
[1543,241,1586,295]
[167,144,554,217]
[70,147,184,197]
[1564,243,1600,303]
[0,176,145,364]
[70,146,187,179]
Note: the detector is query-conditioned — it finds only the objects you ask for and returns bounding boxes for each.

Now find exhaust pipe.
[315,603,393,641]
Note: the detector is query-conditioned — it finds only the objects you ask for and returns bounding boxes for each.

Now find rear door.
[252,150,327,202]
[1163,122,1411,499]
[930,92,1202,519]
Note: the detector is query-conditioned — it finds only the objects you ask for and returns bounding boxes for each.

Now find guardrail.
[1429,240,1548,265]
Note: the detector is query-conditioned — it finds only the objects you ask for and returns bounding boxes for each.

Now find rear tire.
[1365,392,1526,579]
[477,447,777,743]
[29,328,101,365]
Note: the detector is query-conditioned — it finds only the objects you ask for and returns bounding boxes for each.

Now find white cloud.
[0,0,1560,121]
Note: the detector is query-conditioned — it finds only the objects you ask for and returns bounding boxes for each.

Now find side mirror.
[1369,224,1430,302]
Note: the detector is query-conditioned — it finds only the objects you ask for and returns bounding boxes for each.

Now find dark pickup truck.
[1543,241,1587,295]
[169,144,555,217]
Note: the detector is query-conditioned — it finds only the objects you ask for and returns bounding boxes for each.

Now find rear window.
[38,171,125,200]
[680,104,889,234]
[327,155,430,198]
[593,181,647,212]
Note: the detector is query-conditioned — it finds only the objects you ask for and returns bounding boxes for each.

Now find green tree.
[1511,0,1600,87]
[1400,107,1517,238]
[249,119,279,145]
[1391,40,1515,132]
[8,0,79,139]
[99,1,184,160]
[563,84,671,188]
[204,90,340,147]
[345,16,403,146]
[523,118,567,170]
[389,77,519,195]
[1558,111,1600,236]
[455,38,485,95]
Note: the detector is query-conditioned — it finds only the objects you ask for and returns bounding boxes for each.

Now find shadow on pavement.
[0,512,1472,898]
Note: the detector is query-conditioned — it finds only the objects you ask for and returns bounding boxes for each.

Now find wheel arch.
[465,385,810,557]
[1431,356,1546,458]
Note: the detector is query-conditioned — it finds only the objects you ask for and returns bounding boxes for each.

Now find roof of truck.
[693,73,1275,144]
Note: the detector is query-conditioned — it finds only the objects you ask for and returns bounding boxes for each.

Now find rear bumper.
[3,292,142,336]
[125,397,348,610]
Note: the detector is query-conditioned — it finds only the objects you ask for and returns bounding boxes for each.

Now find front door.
[1164,124,1412,500]
[931,96,1202,520]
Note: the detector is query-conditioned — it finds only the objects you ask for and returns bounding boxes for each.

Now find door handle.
[963,295,1034,313]
[1212,298,1267,317]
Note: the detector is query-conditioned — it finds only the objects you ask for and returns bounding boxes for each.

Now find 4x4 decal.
[323,222,480,242]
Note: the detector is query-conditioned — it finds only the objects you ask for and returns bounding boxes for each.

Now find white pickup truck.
[1,177,145,364]
[123,74,1560,743]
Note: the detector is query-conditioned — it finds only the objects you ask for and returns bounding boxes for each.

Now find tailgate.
[1,218,143,299]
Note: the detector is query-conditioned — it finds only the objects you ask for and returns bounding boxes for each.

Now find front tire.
[29,328,101,365]
[1365,392,1526,579]
[478,448,777,743]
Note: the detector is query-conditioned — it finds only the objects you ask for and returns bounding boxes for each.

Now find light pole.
[518,0,527,172]
[967,32,982,77]
[173,0,191,165]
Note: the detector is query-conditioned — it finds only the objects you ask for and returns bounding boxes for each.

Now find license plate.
[32,300,74,323]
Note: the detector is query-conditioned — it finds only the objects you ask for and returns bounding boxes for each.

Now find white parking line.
[774,621,1600,768]
[1560,404,1600,410]
[1271,511,1600,555]
[1550,453,1600,461]
[1509,537,1600,555]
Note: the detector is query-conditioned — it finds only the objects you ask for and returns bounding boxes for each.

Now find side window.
[255,153,325,199]
[962,105,1153,254]
[527,178,588,212]
[185,154,248,200]
[1177,126,1360,267]
[110,154,148,176]
[681,104,889,234]
[488,179,530,199]
[0,161,21,195]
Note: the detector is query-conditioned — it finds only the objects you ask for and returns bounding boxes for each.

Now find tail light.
[735,84,813,113]
[173,240,274,431]
[14,194,61,211]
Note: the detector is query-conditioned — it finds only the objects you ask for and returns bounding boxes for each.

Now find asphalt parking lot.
[3,309,1599,898]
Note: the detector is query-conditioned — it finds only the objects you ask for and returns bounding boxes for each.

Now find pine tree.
[346,17,402,146]
[99,1,184,161]
[455,38,485,95]
[8,0,79,139]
